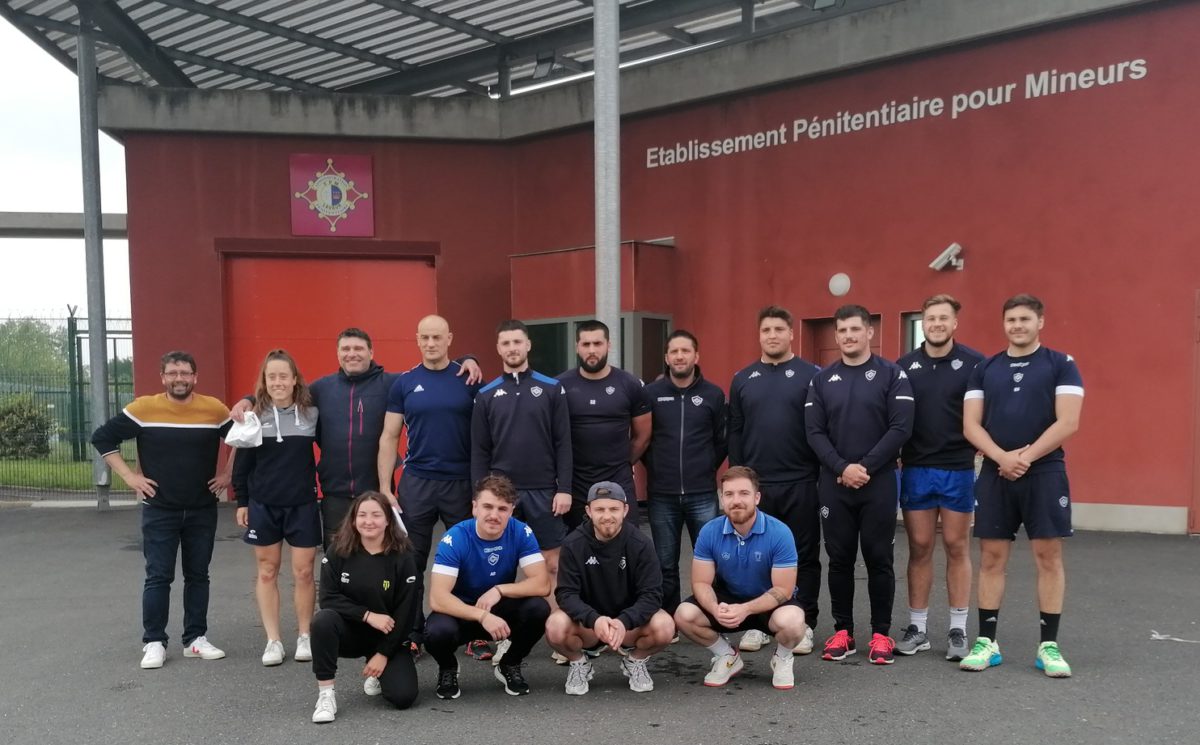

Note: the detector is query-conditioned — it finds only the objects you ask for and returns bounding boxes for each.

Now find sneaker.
[959,637,1002,671]
[670,632,680,645]
[436,662,461,700]
[183,636,226,661]
[465,639,494,660]
[769,654,795,689]
[363,675,382,697]
[551,650,569,666]
[311,688,337,724]
[494,662,531,696]
[262,639,285,667]
[294,634,312,662]
[564,658,594,695]
[140,641,166,669]
[739,629,770,652]
[583,641,605,658]
[822,630,856,661]
[896,625,930,655]
[492,639,513,666]
[704,651,744,687]
[621,656,654,693]
[407,640,422,660]
[868,633,895,665]
[946,628,970,661]
[1035,641,1072,678]
[793,627,814,655]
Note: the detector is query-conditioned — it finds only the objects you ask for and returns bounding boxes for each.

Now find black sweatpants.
[759,479,822,631]
[397,472,472,640]
[320,495,353,551]
[310,609,418,709]
[425,596,550,669]
[818,469,896,637]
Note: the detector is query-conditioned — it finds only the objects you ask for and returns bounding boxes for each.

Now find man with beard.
[642,330,727,615]
[674,467,808,690]
[548,482,674,695]
[728,306,821,655]
[895,295,984,660]
[558,320,651,530]
[806,304,914,665]
[92,351,233,669]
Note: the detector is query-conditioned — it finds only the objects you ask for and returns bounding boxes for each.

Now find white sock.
[949,607,969,632]
[318,683,334,692]
[910,607,929,633]
[774,642,792,660]
[707,636,735,657]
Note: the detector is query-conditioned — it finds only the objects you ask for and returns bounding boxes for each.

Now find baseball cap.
[586,481,627,504]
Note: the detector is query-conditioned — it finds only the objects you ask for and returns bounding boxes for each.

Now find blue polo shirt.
[693,510,797,601]
[387,361,481,480]
[430,517,544,604]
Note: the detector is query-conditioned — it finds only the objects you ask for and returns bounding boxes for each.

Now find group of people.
[91,291,1083,724]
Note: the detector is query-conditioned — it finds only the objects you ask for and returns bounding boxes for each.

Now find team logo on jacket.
[1059,496,1069,508]
[340,572,350,584]
[531,386,543,397]
[753,551,763,562]
[785,369,795,378]
[820,506,830,518]
[382,580,391,590]
[951,359,963,370]
[605,386,615,395]
[865,370,877,381]
[488,553,500,566]
[619,556,627,569]
[1013,373,1024,383]
[691,395,703,406]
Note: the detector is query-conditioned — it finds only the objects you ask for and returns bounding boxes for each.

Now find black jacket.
[319,548,419,658]
[555,522,662,630]
[309,363,397,498]
[643,369,727,495]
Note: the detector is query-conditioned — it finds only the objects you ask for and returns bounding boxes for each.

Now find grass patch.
[0,440,135,491]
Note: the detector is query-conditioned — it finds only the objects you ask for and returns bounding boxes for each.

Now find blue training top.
[387,361,480,480]
[431,517,544,604]
[693,509,798,601]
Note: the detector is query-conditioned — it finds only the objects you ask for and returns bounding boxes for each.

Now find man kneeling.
[547,482,675,695]
[426,475,551,697]
[674,467,808,690]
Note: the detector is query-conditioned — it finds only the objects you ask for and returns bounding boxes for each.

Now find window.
[904,312,925,353]
[524,313,670,380]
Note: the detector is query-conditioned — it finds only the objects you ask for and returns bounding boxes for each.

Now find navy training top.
[558,366,649,496]
[386,360,480,480]
[896,342,985,470]
[728,356,821,483]
[470,369,572,491]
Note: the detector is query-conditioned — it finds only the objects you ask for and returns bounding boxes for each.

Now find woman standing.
[232,349,321,666]
[311,491,419,723]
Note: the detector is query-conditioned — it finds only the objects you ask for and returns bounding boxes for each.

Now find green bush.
[0,394,56,459]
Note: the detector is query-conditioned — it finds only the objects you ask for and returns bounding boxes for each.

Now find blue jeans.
[141,502,218,646]
[647,491,718,613]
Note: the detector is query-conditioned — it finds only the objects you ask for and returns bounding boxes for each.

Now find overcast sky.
[0,20,131,319]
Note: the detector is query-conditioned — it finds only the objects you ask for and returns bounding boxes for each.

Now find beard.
[669,364,695,380]
[580,354,608,374]
[925,334,952,348]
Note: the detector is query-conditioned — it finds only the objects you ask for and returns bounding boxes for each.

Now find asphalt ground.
[0,502,1197,745]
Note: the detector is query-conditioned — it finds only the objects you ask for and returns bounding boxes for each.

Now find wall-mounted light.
[828,272,851,296]
[929,242,964,271]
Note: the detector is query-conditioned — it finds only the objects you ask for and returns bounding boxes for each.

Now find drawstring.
[272,405,283,443]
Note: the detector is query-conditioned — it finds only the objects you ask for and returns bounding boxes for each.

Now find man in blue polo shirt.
[674,466,808,691]
[426,475,551,698]
[895,295,984,660]
[960,294,1083,678]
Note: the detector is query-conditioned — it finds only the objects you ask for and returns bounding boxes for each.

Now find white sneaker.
[311,688,337,724]
[704,651,743,687]
[492,638,513,666]
[770,653,795,690]
[793,627,815,655]
[262,639,285,666]
[550,649,569,666]
[183,636,226,660]
[140,641,166,670]
[564,658,593,695]
[621,655,654,693]
[363,675,382,696]
[739,629,770,652]
[295,634,312,662]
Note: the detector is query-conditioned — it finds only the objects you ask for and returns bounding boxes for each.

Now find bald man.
[379,316,485,646]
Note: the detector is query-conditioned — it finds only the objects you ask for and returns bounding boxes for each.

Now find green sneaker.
[1035,641,1072,678]
[959,637,1002,671]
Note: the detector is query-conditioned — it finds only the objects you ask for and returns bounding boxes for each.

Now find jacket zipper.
[678,395,686,495]
[348,382,356,494]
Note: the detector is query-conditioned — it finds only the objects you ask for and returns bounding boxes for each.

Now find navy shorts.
[244,500,322,548]
[682,590,803,634]
[973,469,1073,540]
[900,466,975,513]
[515,488,566,550]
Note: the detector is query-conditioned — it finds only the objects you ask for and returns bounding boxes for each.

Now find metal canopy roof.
[2,1,897,98]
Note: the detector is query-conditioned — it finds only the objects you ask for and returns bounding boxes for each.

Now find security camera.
[929,242,964,271]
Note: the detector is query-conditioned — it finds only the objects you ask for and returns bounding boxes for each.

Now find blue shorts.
[244,500,322,548]
[515,488,566,550]
[900,466,975,513]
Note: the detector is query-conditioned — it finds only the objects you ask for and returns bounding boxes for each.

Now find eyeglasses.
[162,371,196,379]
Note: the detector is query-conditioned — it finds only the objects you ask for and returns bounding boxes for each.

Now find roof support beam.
[162,48,326,92]
[83,0,195,87]
[369,0,510,45]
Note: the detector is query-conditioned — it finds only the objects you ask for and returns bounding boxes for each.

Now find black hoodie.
[555,521,662,630]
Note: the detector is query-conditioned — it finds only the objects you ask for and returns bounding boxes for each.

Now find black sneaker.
[494,662,531,696]
[436,664,461,700]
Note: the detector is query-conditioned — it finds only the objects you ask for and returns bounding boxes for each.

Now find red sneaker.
[822,630,856,661]
[868,633,895,665]
[465,639,494,660]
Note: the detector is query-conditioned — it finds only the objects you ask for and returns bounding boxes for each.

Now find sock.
[949,607,969,632]
[707,636,735,658]
[774,642,791,660]
[1039,612,1061,643]
[909,607,929,633]
[979,608,1000,641]
[318,682,334,691]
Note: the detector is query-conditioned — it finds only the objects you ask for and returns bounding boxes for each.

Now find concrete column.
[593,0,621,365]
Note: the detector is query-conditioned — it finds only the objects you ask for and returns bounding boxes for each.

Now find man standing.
[642,329,726,615]
[548,482,675,695]
[895,295,984,660]
[806,304,914,665]
[728,306,821,654]
[960,294,1083,678]
[674,467,808,690]
[558,320,651,529]
[92,351,232,669]
[426,475,551,697]
[471,320,572,592]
